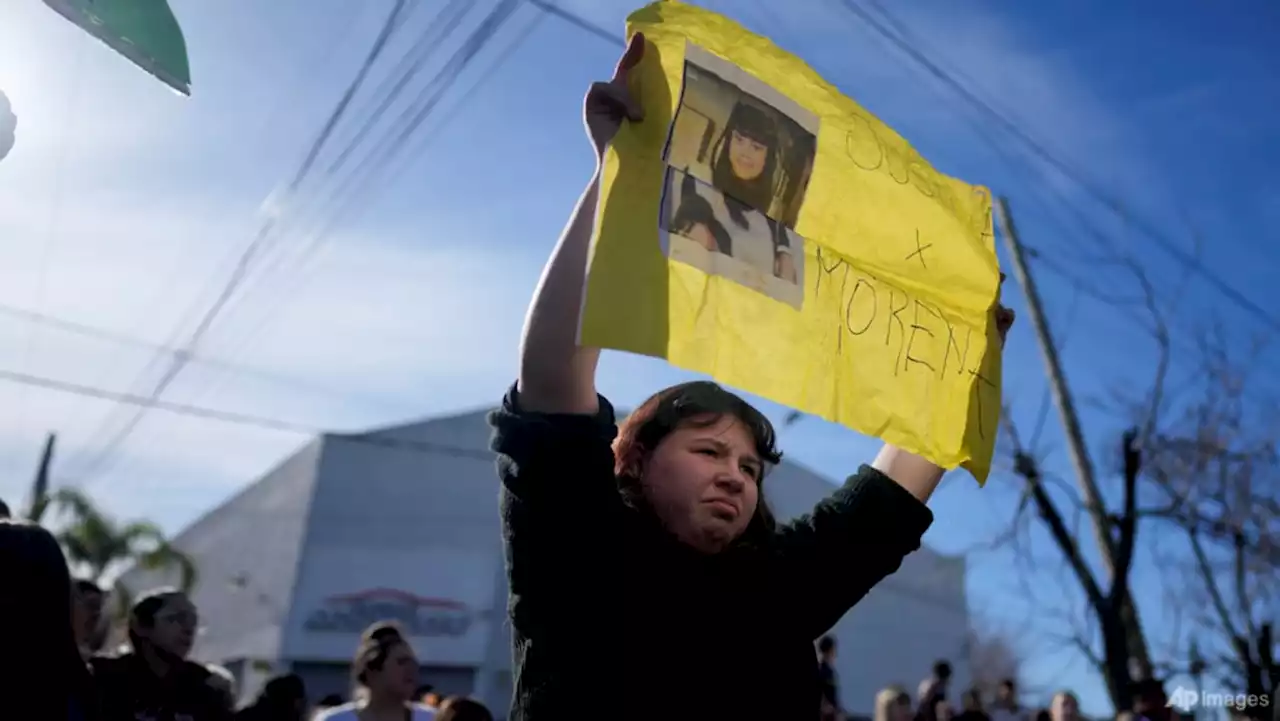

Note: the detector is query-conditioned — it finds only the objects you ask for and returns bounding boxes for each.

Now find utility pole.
[998,196,1159,697]
[26,432,56,521]
[995,197,1113,567]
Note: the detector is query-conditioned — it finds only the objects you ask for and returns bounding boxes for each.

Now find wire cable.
[0,366,495,462]
[65,0,418,482]
[184,2,546,410]
[834,0,1280,333]
[164,0,533,418]
[74,1,528,491]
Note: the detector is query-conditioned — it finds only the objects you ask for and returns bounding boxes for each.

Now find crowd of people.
[0,516,496,721]
[818,639,1179,721]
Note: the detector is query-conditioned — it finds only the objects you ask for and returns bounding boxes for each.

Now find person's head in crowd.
[875,685,915,721]
[414,684,434,704]
[0,519,99,719]
[205,663,236,711]
[1051,691,1079,721]
[818,635,837,663]
[128,587,198,668]
[252,672,307,721]
[72,578,105,653]
[1035,709,1052,721]
[352,621,419,706]
[934,660,953,682]
[937,700,955,721]
[1116,712,1135,721]
[613,380,783,554]
[998,679,1018,706]
[435,696,494,721]
[1130,678,1170,721]
[961,688,984,712]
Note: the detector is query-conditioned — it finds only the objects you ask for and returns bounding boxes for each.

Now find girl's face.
[728,129,768,182]
[144,595,198,659]
[368,641,419,701]
[892,699,914,721]
[640,414,761,553]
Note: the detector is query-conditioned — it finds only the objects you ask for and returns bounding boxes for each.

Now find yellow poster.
[579,1,1003,482]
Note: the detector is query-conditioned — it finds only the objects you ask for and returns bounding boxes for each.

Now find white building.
[122,406,973,716]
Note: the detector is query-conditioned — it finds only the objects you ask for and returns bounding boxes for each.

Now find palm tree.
[41,487,197,591]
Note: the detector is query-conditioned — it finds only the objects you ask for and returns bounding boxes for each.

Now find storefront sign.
[302,588,473,638]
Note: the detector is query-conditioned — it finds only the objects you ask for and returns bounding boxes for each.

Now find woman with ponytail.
[316,622,434,721]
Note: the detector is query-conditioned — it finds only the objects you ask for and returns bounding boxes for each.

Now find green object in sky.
[44,0,191,96]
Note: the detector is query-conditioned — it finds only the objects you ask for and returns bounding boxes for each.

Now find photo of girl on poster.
[661,45,816,307]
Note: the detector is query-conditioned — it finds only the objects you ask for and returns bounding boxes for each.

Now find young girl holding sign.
[489,34,1014,721]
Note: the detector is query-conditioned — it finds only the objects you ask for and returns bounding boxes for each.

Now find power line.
[0,300,414,407]
[834,0,1280,333]
[190,2,546,402]
[167,0,487,377]
[0,366,496,462]
[9,44,87,479]
[104,2,541,490]
[525,0,621,46]
[65,0,419,482]
[51,2,375,473]
[131,1,530,463]
[74,0,610,484]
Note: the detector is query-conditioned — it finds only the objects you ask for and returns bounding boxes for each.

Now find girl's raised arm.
[516,34,645,415]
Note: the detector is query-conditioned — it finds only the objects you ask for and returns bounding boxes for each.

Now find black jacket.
[490,385,933,720]
[91,653,232,721]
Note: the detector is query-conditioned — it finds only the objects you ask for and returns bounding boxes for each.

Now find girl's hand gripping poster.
[579,1,1004,483]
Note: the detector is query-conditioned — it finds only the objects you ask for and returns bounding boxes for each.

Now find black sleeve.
[769,465,934,639]
[489,383,626,621]
[87,657,125,719]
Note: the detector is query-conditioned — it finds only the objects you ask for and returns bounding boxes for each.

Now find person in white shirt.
[315,622,435,721]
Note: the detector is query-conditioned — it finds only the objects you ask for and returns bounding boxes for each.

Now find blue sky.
[1,0,1277,715]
